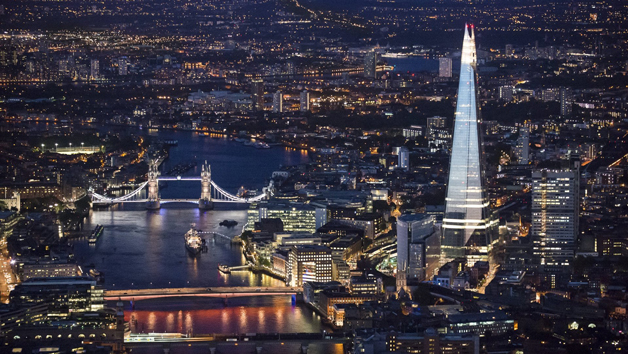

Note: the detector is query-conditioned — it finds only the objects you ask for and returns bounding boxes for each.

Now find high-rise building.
[397,146,409,170]
[300,90,310,112]
[531,158,580,271]
[439,57,452,78]
[514,127,530,164]
[250,79,264,111]
[560,87,573,117]
[273,90,283,113]
[397,214,441,289]
[364,50,378,79]
[441,25,496,265]
[90,59,99,80]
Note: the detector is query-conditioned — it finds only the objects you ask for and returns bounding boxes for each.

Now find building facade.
[531,162,580,271]
[441,26,496,265]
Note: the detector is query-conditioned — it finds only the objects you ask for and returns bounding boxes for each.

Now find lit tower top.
[441,24,496,264]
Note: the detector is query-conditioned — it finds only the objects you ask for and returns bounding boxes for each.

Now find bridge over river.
[104,286,301,301]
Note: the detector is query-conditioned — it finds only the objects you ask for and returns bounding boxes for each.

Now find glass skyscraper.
[441,25,496,264]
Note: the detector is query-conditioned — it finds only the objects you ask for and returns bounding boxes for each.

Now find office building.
[402,125,424,139]
[250,79,264,111]
[514,127,530,164]
[21,262,81,281]
[300,90,310,112]
[442,25,496,265]
[531,160,580,270]
[426,116,447,139]
[397,146,409,170]
[364,50,378,79]
[90,59,99,80]
[498,85,514,101]
[560,86,573,116]
[439,57,452,78]
[272,90,283,113]
[9,277,105,314]
[287,245,333,287]
[448,311,515,336]
[247,202,327,233]
[386,328,480,354]
[397,214,441,289]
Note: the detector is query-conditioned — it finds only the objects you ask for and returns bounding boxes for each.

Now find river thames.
[71,131,341,347]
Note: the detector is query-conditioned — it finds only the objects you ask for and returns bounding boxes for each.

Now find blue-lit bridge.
[91,161,272,210]
[104,286,301,301]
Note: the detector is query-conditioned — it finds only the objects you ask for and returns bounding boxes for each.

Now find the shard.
[441,25,496,265]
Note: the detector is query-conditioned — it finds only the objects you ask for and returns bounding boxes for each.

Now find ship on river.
[184,226,204,256]
[88,225,104,244]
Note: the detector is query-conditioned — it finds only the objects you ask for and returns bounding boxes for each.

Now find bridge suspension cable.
[91,182,149,203]
[91,179,268,204]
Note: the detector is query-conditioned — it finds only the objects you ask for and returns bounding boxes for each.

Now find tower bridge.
[90,160,272,210]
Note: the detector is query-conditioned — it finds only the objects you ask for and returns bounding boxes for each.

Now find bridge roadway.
[124,332,349,351]
[104,286,300,301]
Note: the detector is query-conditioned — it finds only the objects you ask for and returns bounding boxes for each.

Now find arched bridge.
[91,161,273,210]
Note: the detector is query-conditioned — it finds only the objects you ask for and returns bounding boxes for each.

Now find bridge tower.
[146,160,160,210]
[199,161,214,210]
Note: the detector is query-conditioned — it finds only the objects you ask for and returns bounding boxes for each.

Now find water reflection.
[122,297,326,335]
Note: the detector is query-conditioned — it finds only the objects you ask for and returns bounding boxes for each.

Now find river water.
[72,131,334,338]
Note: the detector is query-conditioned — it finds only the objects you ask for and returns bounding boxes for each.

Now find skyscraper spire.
[441,25,496,266]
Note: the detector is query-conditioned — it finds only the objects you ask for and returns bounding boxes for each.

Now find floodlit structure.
[441,25,496,265]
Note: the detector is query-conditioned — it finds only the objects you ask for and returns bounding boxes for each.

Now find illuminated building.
[560,86,573,116]
[397,146,409,170]
[386,328,480,354]
[90,59,99,80]
[287,245,333,287]
[531,159,580,270]
[272,90,283,113]
[439,57,452,78]
[300,90,310,112]
[9,277,105,314]
[397,214,441,289]
[514,127,530,164]
[441,25,497,265]
[250,79,264,111]
[364,50,378,79]
[247,202,327,233]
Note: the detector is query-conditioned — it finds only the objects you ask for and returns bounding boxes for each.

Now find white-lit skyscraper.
[531,160,580,271]
[441,25,496,265]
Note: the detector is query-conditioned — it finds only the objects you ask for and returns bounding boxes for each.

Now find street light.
[69,143,72,151]
[55,143,58,151]
[41,144,45,152]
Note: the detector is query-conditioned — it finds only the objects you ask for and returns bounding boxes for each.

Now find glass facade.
[442,26,496,263]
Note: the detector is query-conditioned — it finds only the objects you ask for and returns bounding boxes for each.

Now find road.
[104,286,301,301]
